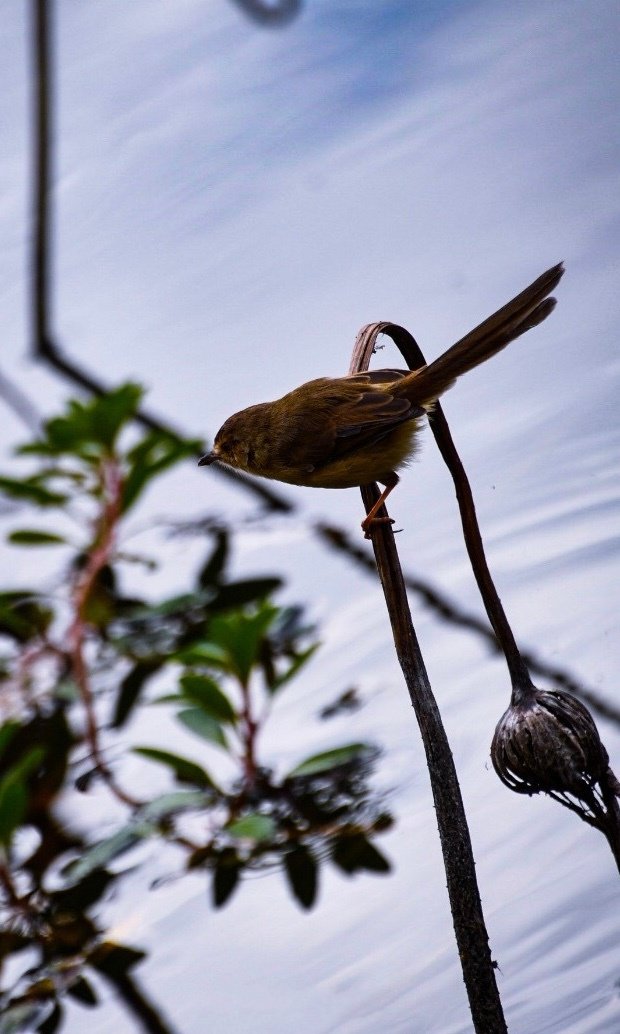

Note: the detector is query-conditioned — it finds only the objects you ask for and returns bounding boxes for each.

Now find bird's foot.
[362,515,395,539]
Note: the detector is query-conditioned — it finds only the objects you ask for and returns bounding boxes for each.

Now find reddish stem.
[65,457,139,808]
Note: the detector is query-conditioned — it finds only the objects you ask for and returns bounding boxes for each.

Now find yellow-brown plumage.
[200,263,564,530]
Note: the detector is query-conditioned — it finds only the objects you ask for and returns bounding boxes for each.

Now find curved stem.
[351,321,534,704]
[351,329,507,1034]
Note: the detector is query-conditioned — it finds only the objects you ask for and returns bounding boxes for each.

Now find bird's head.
[198,405,266,474]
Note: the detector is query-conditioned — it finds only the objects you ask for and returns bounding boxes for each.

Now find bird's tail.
[399,262,564,406]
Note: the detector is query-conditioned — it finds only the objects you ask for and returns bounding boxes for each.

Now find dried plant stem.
[351,331,507,1034]
[427,404,533,700]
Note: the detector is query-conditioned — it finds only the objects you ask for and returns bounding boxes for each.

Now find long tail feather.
[400,262,564,405]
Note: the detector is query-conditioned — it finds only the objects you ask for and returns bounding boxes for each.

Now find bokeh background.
[1,2,620,1032]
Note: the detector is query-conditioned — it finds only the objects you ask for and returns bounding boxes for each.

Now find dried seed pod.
[491,689,614,816]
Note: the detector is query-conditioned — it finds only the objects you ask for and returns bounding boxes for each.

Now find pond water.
[2,2,619,1032]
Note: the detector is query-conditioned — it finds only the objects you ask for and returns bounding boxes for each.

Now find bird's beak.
[198,451,217,466]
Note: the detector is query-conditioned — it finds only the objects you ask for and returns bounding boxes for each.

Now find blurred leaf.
[212,850,241,908]
[62,824,150,883]
[227,814,275,842]
[0,746,44,845]
[62,791,208,883]
[122,430,200,513]
[208,603,280,685]
[0,778,27,846]
[133,747,215,789]
[36,1002,63,1034]
[89,942,146,978]
[52,870,114,912]
[287,743,372,778]
[90,384,144,449]
[8,529,67,546]
[175,641,230,670]
[179,674,236,724]
[53,679,80,703]
[331,834,391,875]
[197,529,229,588]
[9,745,47,782]
[284,845,318,909]
[210,578,282,613]
[0,591,54,642]
[66,976,98,1007]
[112,660,162,728]
[268,604,316,651]
[0,1002,51,1034]
[177,708,228,749]
[0,720,19,762]
[140,789,213,821]
[319,688,362,720]
[41,383,143,457]
[267,644,319,694]
[0,475,68,508]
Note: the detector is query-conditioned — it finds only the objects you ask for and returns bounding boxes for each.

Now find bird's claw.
[362,515,395,539]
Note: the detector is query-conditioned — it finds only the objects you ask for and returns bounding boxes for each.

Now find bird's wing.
[285,375,425,470]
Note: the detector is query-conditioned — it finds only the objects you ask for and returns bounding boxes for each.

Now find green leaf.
[90,384,144,448]
[8,529,67,546]
[63,824,150,883]
[331,834,391,875]
[177,708,228,749]
[0,591,54,642]
[0,476,67,507]
[227,814,275,842]
[287,743,372,778]
[133,747,215,789]
[208,603,280,685]
[175,641,231,671]
[284,845,318,910]
[53,679,80,703]
[198,530,229,589]
[112,660,162,728]
[210,578,282,613]
[140,789,213,821]
[0,778,26,846]
[212,850,241,908]
[9,746,46,782]
[267,644,319,694]
[0,721,19,763]
[43,384,143,456]
[122,430,200,513]
[179,674,236,724]
[0,1002,54,1034]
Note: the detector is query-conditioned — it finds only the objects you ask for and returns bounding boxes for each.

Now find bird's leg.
[361,472,399,538]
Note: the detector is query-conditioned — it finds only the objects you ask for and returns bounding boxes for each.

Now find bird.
[199,263,564,535]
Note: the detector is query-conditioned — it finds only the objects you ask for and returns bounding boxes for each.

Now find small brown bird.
[200,263,564,534]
